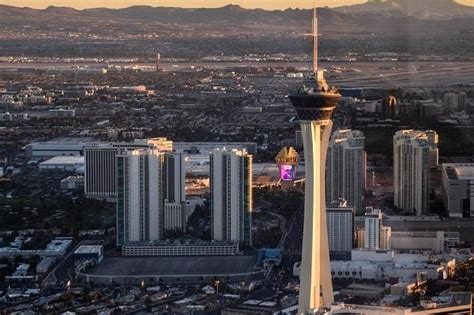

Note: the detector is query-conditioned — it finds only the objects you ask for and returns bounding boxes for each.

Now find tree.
[14,254,24,264]
[28,254,42,271]
[145,295,153,312]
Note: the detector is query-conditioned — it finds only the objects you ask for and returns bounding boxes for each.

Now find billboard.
[280,164,296,181]
[275,147,299,184]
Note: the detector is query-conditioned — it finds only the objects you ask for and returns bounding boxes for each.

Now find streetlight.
[215,280,220,295]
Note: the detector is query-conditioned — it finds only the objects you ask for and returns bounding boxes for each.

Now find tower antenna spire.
[312,0,318,74]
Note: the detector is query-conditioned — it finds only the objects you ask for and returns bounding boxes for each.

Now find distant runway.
[332,63,474,88]
[1,61,473,88]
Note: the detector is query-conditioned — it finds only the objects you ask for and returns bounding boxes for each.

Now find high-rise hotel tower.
[326,129,366,214]
[393,130,438,215]
[115,138,186,246]
[116,148,164,245]
[210,148,253,246]
[288,1,341,313]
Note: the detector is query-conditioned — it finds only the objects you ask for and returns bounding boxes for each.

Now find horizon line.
[0,3,353,10]
[2,1,472,11]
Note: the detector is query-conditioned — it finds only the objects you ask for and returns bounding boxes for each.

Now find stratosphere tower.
[288,1,341,313]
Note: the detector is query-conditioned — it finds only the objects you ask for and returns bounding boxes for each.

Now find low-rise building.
[26,138,100,158]
[48,109,76,118]
[74,245,104,264]
[122,240,239,257]
[0,237,72,258]
[5,263,37,283]
[442,163,474,218]
[331,261,384,281]
[36,257,55,274]
[391,231,460,253]
[330,292,472,314]
[340,283,385,299]
[60,175,84,190]
[39,156,84,173]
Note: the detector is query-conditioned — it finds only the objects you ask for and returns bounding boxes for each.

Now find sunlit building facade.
[116,148,164,246]
[210,148,253,245]
[393,130,438,215]
[326,129,366,214]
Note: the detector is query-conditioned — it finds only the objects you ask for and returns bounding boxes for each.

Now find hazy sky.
[3,0,473,10]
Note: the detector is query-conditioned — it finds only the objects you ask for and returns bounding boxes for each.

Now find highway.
[42,240,84,287]
[282,203,304,256]
[261,210,288,249]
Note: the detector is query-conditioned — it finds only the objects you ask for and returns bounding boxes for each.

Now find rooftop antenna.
[312,0,318,75]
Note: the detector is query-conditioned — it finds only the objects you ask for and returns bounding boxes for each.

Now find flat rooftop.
[444,163,474,180]
[89,256,257,277]
[124,239,237,246]
[30,137,97,145]
[40,156,84,165]
[455,165,474,179]
[74,245,103,254]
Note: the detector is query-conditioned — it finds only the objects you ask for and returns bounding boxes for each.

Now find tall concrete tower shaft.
[288,1,341,313]
[300,118,333,313]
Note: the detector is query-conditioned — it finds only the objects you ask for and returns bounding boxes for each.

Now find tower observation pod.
[288,1,341,313]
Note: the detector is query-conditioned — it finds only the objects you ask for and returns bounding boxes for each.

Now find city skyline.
[0,0,473,312]
[2,0,473,9]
